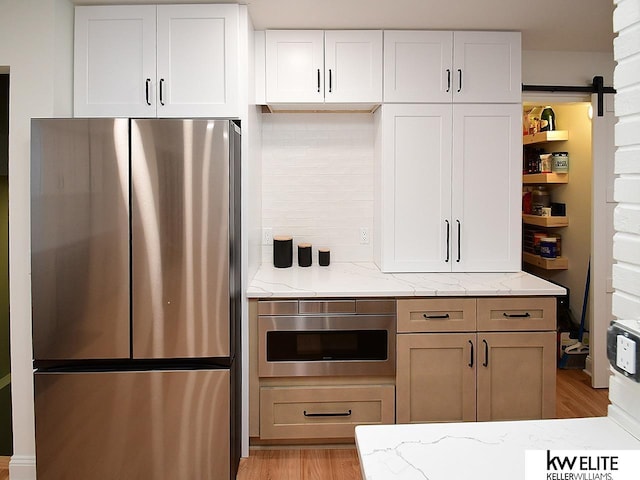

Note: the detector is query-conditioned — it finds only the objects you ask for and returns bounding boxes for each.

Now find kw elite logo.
[526,450,640,480]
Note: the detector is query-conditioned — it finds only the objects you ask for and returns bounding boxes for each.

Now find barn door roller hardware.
[522,76,615,117]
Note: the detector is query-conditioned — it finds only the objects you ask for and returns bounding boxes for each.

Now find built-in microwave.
[258,299,396,377]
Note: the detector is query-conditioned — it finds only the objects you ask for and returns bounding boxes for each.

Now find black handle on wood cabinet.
[457,69,462,92]
[482,339,489,367]
[469,340,474,367]
[145,78,152,106]
[503,312,531,318]
[423,313,450,319]
[446,69,451,92]
[304,410,352,417]
[159,78,165,106]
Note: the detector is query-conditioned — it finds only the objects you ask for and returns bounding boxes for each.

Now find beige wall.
[0,0,73,477]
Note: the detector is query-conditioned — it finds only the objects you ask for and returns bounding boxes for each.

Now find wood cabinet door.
[156,4,238,117]
[396,333,476,423]
[451,103,521,272]
[379,104,453,272]
[383,30,453,103]
[74,5,156,117]
[452,31,521,103]
[476,331,556,421]
[265,30,324,103]
[324,30,382,103]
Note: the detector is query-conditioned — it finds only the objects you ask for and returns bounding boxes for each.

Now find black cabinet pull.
[317,69,321,93]
[445,219,450,263]
[456,219,461,262]
[482,339,489,367]
[329,69,332,93]
[145,78,152,106]
[423,313,450,319]
[503,312,531,318]
[446,69,451,92]
[159,78,165,106]
[468,340,474,367]
[457,69,462,92]
[304,409,352,417]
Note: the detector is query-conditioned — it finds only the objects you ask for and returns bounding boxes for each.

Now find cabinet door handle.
[503,312,531,318]
[457,69,462,93]
[469,340,474,367]
[329,69,332,93]
[145,78,152,106]
[456,219,461,263]
[317,69,321,93]
[423,313,450,319]
[482,339,489,367]
[159,78,165,106]
[446,69,451,93]
[445,219,450,263]
[304,409,352,417]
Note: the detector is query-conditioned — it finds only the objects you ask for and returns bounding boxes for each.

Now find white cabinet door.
[451,104,521,272]
[265,30,324,103]
[156,4,238,117]
[74,5,156,117]
[453,31,521,103]
[380,104,453,272]
[325,30,382,103]
[383,31,453,103]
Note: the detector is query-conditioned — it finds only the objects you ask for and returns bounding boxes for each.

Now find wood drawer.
[477,297,556,331]
[259,385,395,440]
[397,298,476,333]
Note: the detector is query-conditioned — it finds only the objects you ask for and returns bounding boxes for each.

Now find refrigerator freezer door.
[30,118,130,360]
[131,119,231,359]
[34,369,230,480]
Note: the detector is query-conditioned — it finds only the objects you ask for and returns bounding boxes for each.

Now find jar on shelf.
[532,185,551,215]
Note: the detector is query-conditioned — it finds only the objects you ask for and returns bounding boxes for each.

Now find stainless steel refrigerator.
[30,118,241,480]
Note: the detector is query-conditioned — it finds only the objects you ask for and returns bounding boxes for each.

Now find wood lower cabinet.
[396,297,556,423]
[260,385,395,440]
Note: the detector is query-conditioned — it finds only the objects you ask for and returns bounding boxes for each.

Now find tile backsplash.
[261,113,375,264]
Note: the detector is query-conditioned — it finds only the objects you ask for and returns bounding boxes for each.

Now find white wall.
[612,1,640,319]
[0,0,74,477]
[522,50,615,87]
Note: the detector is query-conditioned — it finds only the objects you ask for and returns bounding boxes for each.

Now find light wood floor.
[236,369,610,480]
[0,370,610,480]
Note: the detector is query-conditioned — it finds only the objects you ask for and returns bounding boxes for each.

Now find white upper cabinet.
[74,4,238,118]
[384,31,521,103]
[265,30,382,104]
[377,103,521,273]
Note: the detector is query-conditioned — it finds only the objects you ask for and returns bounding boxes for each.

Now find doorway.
[0,72,11,456]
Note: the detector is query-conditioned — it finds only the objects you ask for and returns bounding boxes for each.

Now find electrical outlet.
[262,227,273,246]
[617,335,637,375]
[360,227,370,245]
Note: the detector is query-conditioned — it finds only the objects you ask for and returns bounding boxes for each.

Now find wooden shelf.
[523,130,569,145]
[523,252,569,270]
[523,173,569,184]
[522,214,569,227]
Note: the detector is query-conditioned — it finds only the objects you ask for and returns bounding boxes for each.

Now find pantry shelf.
[523,130,569,145]
[523,173,569,184]
[523,252,569,270]
[522,214,569,227]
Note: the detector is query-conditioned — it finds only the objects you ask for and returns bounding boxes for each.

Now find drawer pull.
[303,409,352,418]
[503,312,531,318]
[423,313,450,319]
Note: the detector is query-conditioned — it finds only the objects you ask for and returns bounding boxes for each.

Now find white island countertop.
[355,417,640,480]
[247,262,566,298]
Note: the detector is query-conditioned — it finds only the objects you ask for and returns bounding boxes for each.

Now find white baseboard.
[8,455,36,480]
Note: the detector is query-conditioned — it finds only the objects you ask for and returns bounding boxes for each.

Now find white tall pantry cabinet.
[376,31,522,272]
[74,4,239,117]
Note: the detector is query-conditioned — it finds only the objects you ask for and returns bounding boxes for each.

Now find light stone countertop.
[247,262,566,298]
[355,417,640,480]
